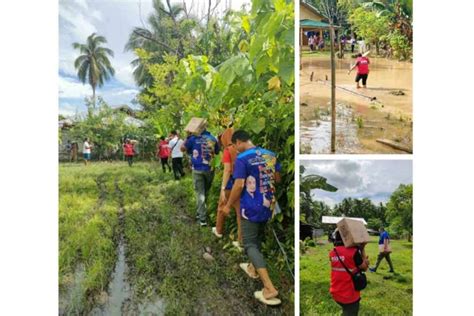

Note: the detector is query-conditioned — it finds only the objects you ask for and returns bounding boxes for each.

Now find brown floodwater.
[300,54,412,154]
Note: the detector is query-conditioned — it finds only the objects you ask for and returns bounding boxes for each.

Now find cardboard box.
[184,118,207,135]
[337,218,370,247]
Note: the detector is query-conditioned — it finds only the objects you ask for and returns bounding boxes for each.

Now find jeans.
[374,252,394,271]
[337,299,360,316]
[241,219,266,269]
[192,170,214,222]
[172,157,185,180]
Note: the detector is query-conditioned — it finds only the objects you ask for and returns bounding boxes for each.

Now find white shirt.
[168,137,183,158]
[83,141,91,154]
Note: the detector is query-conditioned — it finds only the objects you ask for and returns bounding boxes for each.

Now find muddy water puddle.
[300,55,412,153]
[300,103,360,154]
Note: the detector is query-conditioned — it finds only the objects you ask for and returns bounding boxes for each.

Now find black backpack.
[334,247,367,291]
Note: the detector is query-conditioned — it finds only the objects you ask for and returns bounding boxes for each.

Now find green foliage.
[387,30,412,60]
[301,236,413,315]
[133,0,295,274]
[386,184,413,240]
[68,98,148,160]
[349,7,390,53]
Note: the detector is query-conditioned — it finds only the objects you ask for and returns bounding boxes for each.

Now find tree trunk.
[330,25,336,153]
[92,86,96,108]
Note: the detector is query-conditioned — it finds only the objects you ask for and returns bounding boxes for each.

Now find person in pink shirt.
[349,53,370,88]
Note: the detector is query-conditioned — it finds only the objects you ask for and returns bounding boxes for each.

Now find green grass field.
[59,162,293,315]
[300,236,412,316]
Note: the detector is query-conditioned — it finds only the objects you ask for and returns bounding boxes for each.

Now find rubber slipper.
[254,290,281,306]
[232,241,243,252]
[239,263,259,279]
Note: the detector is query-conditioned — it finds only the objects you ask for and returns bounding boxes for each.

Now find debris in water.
[376,138,412,153]
[390,90,405,96]
[301,102,308,107]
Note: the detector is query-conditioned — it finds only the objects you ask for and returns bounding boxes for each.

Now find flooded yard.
[300,54,412,154]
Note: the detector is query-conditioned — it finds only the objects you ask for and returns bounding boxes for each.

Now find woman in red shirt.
[157,136,172,173]
[123,139,135,167]
[330,230,369,316]
[212,128,242,250]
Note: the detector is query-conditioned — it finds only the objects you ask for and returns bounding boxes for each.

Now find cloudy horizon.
[59,0,249,117]
[301,160,413,207]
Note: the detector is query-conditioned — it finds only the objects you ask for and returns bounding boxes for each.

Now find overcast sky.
[301,160,413,207]
[59,0,249,116]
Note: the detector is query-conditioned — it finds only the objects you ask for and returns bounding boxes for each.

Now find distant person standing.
[370,227,395,273]
[350,37,356,53]
[348,53,370,89]
[168,131,185,180]
[223,130,282,306]
[123,139,135,167]
[357,38,366,54]
[83,138,91,166]
[330,230,369,316]
[308,35,314,52]
[182,127,219,226]
[157,136,172,173]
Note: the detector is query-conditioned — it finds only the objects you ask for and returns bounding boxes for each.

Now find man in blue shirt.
[223,130,282,306]
[182,128,219,226]
[370,227,395,273]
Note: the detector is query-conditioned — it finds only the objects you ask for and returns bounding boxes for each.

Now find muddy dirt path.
[300,55,412,154]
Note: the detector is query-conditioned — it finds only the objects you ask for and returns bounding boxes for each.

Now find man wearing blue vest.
[182,128,219,226]
[223,130,282,306]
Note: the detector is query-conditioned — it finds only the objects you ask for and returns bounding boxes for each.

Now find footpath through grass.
[59,162,293,315]
[300,236,412,316]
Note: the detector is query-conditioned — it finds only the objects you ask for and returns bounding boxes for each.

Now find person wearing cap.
[181,125,219,226]
[223,130,282,306]
[211,128,242,249]
[330,230,369,316]
[369,227,395,273]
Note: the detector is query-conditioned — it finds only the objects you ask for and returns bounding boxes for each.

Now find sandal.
[254,289,281,306]
[239,263,259,279]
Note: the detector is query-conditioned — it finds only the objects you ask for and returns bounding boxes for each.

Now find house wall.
[300,4,324,21]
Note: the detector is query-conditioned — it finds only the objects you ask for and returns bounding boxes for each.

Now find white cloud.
[59,102,84,117]
[59,76,91,99]
[115,64,137,87]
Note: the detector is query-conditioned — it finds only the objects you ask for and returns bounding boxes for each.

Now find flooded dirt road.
[300,54,412,154]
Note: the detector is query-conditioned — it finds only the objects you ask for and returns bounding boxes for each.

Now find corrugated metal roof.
[300,19,339,29]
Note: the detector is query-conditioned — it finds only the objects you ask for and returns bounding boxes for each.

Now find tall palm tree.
[73,33,115,108]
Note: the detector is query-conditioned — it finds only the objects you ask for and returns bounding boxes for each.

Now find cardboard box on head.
[184,118,207,135]
[337,218,370,247]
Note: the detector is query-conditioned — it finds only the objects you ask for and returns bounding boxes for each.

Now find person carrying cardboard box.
[370,227,395,273]
[330,229,369,316]
[181,119,219,226]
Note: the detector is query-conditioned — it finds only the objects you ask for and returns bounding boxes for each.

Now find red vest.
[356,57,369,74]
[124,143,134,156]
[329,246,360,304]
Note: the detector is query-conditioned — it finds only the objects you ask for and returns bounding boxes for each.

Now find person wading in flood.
[212,127,242,250]
[330,230,369,316]
[348,53,370,89]
[182,126,219,227]
[223,130,282,306]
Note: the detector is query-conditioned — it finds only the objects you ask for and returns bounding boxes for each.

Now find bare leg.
[256,268,279,299]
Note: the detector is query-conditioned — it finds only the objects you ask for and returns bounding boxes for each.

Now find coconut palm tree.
[73,33,115,108]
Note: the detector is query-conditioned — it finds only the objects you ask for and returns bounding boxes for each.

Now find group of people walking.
[180,126,283,306]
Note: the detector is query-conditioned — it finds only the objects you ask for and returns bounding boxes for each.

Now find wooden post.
[330,24,336,153]
[300,27,303,70]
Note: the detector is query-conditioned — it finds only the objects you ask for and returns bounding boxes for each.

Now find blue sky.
[301,160,413,207]
[59,0,249,116]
